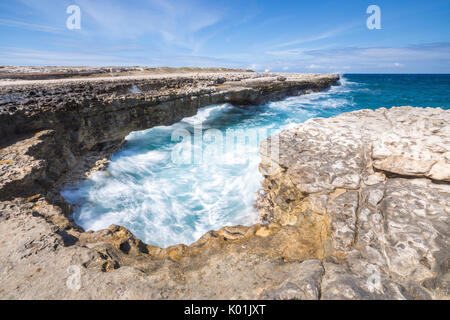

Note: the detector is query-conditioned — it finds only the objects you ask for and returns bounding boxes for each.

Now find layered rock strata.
[0,70,343,299]
[0,71,338,198]
[0,69,448,299]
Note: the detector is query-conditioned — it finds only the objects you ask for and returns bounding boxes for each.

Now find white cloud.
[307,64,322,69]
[251,42,450,73]
[0,46,251,68]
[0,47,137,66]
[268,24,355,49]
[0,18,65,34]
[75,0,222,50]
[265,49,306,56]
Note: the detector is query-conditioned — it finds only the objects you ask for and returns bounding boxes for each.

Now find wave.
[182,103,233,126]
[63,75,363,247]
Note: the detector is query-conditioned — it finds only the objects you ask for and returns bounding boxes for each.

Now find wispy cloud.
[2,1,449,73]
[76,0,222,50]
[307,64,322,69]
[0,47,137,66]
[265,44,335,57]
[268,24,355,50]
[0,17,65,34]
[0,46,248,68]
[304,43,450,65]
[11,0,224,52]
[260,42,450,73]
[271,30,340,49]
[265,48,305,56]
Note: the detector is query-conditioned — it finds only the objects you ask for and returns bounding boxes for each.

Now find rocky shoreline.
[0,69,448,299]
[257,106,449,299]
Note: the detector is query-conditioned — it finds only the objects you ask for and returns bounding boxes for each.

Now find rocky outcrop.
[0,71,338,198]
[257,106,450,299]
[0,69,447,299]
[0,70,344,299]
[0,66,254,80]
[0,71,338,147]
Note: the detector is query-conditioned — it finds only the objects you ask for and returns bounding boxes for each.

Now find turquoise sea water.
[62,74,450,247]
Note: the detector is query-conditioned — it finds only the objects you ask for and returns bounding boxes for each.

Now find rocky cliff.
[0,70,448,299]
[257,106,449,299]
[0,71,338,199]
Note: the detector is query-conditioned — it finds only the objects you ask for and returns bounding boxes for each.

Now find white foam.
[64,80,359,248]
[182,103,232,125]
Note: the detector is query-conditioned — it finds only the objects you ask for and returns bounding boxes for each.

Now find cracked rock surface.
[0,70,447,300]
[0,71,343,299]
[257,106,449,299]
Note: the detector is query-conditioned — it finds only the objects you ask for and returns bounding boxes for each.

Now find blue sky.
[1,0,449,73]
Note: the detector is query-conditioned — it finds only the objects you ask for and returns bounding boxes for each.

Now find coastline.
[0,69,341,299]
[0,69,448,300]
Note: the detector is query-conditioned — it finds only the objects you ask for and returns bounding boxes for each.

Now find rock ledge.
[257,106,449,299]
[1,71,448,299]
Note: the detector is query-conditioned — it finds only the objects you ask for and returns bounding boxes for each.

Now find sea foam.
[62,76,359,247]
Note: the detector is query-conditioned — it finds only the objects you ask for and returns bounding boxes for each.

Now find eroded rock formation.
[0,71,338,197]
[257,106,449,299]
[0,70,342,299]
[0,69,448,299]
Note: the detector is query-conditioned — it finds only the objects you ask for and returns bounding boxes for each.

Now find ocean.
[61,74,450,247]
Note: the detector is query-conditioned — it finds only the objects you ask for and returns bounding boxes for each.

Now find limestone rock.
[0,71,342,299]
[260,259,324,300]
[257,106,450,300]
[0,69,447,300]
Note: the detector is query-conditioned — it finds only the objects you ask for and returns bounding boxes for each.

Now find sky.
[0,0,449,73]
